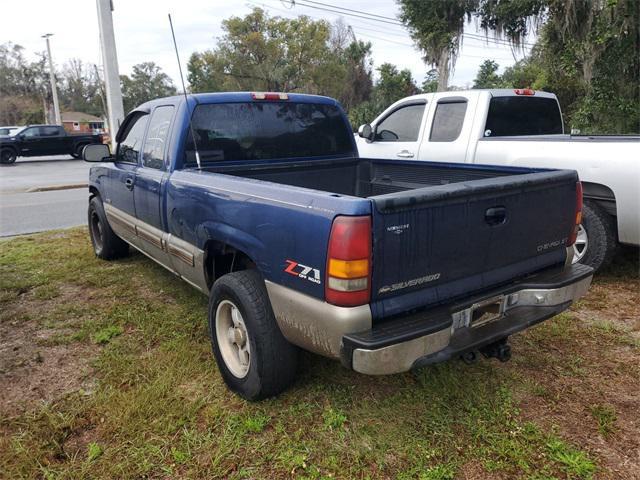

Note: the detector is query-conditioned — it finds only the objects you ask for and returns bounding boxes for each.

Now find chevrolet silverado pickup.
[83,92,593,400]
[355,89,640,272]
[0,124,103,163]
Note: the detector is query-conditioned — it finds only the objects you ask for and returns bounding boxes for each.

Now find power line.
[291,0,405,27]
[292,0,403,24]
[286,0,536,47]
[251,0,531,58]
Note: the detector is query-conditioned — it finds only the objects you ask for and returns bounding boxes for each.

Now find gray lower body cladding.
[266,263,592,375]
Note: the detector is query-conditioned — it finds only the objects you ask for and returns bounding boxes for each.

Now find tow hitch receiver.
[479,338,512,362]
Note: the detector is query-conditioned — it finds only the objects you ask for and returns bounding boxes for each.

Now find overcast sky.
[3,0,532,89]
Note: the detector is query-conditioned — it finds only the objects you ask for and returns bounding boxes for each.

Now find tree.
[399,0,477,91]
[421,69,439,93]
[188,8,332,93]
[348,63,419,128]
[0,42,48,124]
[120,62,177,113]
[399,0,639,133]
[473,59,502,88]
[187,8,374,112]
[376,63,419,106]
[59,59,104,117]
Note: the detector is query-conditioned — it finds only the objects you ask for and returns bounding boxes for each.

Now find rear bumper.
[265,263,593,375]
[342,263,593,375]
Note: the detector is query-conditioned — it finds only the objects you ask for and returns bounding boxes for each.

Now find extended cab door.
[416,92,480,163]
[133,105,174,267]
[357,100,428,160]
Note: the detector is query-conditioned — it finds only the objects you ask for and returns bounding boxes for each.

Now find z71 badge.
[284,260,321,285]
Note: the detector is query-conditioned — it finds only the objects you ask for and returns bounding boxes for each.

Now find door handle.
[125,178,134,190]
[396,150,414,158]
[485,206,507,226]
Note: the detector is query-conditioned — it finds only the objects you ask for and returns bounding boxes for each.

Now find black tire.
[88,196,129,260]
[208,270,298,401]
[574,200,617,272]
[0,148,17,164]
[71,144,86,159]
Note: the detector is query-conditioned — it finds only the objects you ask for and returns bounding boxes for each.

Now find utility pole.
[42,34,61,125]
[96,0,125,148]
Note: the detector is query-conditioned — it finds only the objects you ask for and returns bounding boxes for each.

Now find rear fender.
[197,221,266,278]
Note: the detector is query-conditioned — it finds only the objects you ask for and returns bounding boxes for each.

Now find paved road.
[0,155,90,194]
[0,156,90,237]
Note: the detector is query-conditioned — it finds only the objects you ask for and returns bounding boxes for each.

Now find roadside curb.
[26,183,88,193]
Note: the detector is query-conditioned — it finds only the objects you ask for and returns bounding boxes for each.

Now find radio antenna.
[168,13,201,169]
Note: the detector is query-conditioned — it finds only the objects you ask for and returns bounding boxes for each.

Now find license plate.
[470,295,505,328]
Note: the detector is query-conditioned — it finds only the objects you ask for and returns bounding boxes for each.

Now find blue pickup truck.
[83,92,593,400]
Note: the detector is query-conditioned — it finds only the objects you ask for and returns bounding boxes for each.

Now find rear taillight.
[514,88,535,96]
[325,215,371,307]
[568,182,583,246]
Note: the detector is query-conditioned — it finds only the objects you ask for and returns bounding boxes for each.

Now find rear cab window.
[184,102,353,165]
[142,106,174,169]
[41,126,61,137]
[484,96,563,137]
[429,98,468,142]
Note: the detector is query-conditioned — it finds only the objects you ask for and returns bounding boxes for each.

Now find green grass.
[0,228,637,479]
[590,404,617,436]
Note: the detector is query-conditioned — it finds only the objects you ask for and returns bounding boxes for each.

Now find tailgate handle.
[485,206,507,226]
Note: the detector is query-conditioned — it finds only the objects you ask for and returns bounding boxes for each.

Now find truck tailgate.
[369,170,578,318]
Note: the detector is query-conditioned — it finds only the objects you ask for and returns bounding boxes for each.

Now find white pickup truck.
[355,89,639,271]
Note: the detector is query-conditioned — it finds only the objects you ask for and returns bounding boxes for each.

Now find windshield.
[484,96,563,137]
[184,102,353,166]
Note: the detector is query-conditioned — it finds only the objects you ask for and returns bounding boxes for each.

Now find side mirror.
[83,143,112,162]
[357,124,374,141]
[17,134,25,140]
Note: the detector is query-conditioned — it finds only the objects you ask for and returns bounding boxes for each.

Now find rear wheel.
[208,270,298,401]
[0,148,17,164]
[572,201,617,272]
[71,144,87,159]
[88,196,129,260]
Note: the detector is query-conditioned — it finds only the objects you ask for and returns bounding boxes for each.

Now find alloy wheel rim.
[572,224,588,263]
[215,300,251,378]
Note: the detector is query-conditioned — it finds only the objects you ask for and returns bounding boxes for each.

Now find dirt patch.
[458,461,507,480]
[510,269,640,480]
[0,284,99,416]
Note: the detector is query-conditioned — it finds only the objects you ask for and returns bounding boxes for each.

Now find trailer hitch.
[479,338,512,362]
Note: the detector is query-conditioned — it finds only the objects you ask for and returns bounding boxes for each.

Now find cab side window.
[22,127,40,138]
[374,103,425,142]
[429,99,468,142]
[142,106,174,170]
[41,126,60,137]
[116,113,149,163]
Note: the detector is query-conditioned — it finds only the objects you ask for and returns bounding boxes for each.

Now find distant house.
[61,112,105,134]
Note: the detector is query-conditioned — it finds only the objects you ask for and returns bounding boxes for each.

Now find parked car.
[355,89,640,272]
[83,92,593,400]
[0,125,24,136]
[0,124,104,164]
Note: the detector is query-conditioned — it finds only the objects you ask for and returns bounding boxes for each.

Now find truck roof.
[396,88,558,103]
[135,92,341,112]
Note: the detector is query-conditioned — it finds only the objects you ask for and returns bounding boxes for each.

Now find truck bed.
[204,157,519,198]
[201,157,578,316]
